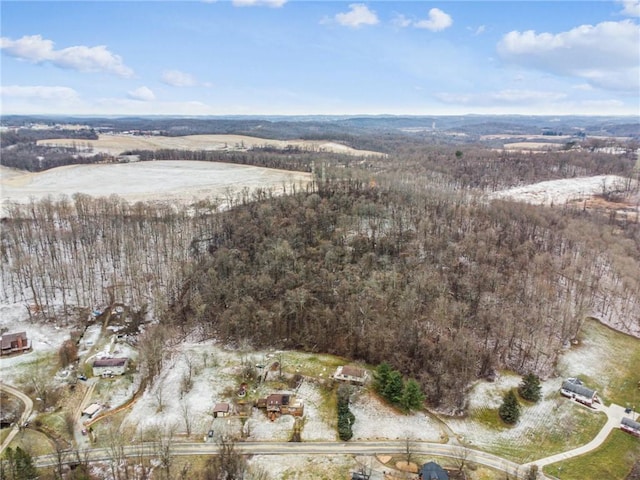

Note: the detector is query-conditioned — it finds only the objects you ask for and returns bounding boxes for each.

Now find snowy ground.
[0,161,311,210]
[37,133,385,158]
[490,174,637,206]
[350,391,443,442]
[0,302,71,382]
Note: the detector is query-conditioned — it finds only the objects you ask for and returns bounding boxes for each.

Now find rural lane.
[0,382,34,455]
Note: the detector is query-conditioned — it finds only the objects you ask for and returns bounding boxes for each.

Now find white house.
[621,417,640,437]
[92,357,129,377]
[333,365,368,386]
[560,378,599,407]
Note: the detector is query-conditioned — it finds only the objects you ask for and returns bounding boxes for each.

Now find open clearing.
[490,174,637,206]
[0,160,312,208]
[37,133,385,157]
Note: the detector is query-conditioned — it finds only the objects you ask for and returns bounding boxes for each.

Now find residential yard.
[543,429,640,479]
[558,317,640,408]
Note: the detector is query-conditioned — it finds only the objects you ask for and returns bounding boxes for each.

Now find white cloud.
[497,20,640,92]
[335,4,379,28]
[391,14,412,28]
[232,0,287,7]
[414,8,453,32]
[161,70,198,87]
[473,25,486,35]
[619,0,640,16]
[0,85,79,100]
[0,35,134,77]
[127,86,156,101]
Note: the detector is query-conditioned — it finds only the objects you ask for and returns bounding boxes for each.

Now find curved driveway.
[0,382,34,454]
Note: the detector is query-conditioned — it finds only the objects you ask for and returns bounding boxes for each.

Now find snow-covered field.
[490,174,636,206]
[37,133,384,157]
[0,161,311,209]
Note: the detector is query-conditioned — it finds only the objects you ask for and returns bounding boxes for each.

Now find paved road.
[0,382,34,455]
[33,440,527,477]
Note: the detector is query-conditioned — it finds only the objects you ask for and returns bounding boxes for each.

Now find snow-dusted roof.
[561,379,596,398]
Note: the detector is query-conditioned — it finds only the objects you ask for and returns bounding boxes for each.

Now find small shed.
[419,461,449,480]
[92,357,129,377]
[82,403,102,419]
[621,417,640,437]
[213,403,230,418]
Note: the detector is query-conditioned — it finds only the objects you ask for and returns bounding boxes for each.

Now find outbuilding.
[82,403,102,419]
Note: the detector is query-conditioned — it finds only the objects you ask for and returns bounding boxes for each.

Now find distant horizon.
[2,113,639,120]
[2,1,638,117]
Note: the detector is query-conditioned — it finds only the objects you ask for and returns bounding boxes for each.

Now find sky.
[1,0,639,116]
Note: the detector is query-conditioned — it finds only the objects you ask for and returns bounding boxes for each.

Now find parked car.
[78,374,87,381]
[208,430,214,438]
[81,429,88,436]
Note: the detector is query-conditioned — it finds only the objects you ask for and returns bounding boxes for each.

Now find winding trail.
[0,382,33,454]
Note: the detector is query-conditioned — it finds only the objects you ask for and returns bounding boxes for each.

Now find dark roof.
[420,462,449,480]
[213,403,230,413]
[93,357,128,367]
[621,417,640,430]
[266,394,290,406]
[561,379,596,398]
[341,366,365,378]
[0,332,27,349]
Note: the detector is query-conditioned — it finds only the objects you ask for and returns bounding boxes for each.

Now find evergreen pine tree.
[374,362,392,395]
[499,390,521,424]
[400,379,425,412]
[382,370,404,404]
[518,373,542,402]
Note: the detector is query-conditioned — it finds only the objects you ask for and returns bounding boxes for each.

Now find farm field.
[0,160,312,208]
[37,133,385,157]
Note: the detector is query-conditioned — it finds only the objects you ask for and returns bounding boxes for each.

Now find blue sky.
[1,1,639,116]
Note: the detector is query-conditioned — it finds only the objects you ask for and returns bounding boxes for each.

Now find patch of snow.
[350,391,442,441]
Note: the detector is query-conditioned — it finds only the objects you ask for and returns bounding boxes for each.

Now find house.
[92,357,129,377]
[0,332,31,356]
[560,378,599,407]
[266,393,289,412]
[621,417,640,437]
[257,393,304,418]
[82,403,102,419]
[213,403,230,418]
[419,461,449,480]
[333,365,368,386]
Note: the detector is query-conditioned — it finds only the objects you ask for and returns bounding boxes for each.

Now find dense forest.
[1,116,639,411]
[2,175,639,411]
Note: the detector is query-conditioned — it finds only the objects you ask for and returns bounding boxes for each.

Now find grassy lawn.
[465,397,607,463]
[544,429,640,479]
[566,318,640,408]
[7,428,55,456]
